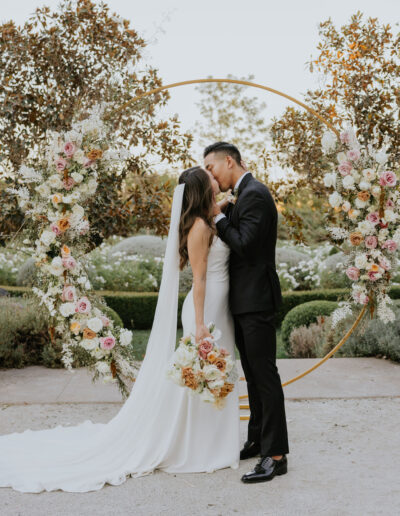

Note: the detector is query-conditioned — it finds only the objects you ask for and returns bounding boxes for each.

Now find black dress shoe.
[241,455,287,483]
[240,441,261,460]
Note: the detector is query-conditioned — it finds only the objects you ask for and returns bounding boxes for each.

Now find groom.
[204,142,289,483]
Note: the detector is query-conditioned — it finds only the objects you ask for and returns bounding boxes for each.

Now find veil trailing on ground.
[0,184,187,492]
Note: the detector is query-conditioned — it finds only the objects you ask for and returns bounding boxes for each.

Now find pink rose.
[78,220,90,235]
[379,171,397,187]
[386,199,395,208]
[346,267,360,281]
[220,348,229,357]
[368,271,378,282]
[366,212,379,225]
[62,256,77,270]
[63,177,76,190]
[347,149,360,161]
[76,296,91,314]
[382,240,397,252]
[198,339,213,360]
[84,158,94,169]
[100,316,110,327]
[62,285,76,302]
[361,294,369,305]
[365,236,378,249]
[64,142,76,157]
[379,257,391,271]
[55,157,67,171]
[340,130,354,145]
[338,161,353,176]
[50,222,62,235]
[100,336,116,350]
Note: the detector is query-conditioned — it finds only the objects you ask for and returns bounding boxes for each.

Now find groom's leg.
[239,311,289,457]
[234,315,263,444]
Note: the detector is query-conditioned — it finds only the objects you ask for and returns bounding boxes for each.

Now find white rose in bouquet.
[323,172,337,188]
[81,338,99,351]
[49,256,64,276]
[329,192,342,208]
[60,302,76,317]
[40,230,56,247]
[208,379,225,390]
[119,329,133,346]
[48,174,64,189]
[96,361,111,374]
[87,317,103,333]
[35,183,51,198]
[203,364,222,381]
[342,175,355,190]
[71,172,84,184]
[174,346,198,368]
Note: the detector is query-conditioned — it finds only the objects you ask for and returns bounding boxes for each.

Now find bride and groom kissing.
[0,142,289,493]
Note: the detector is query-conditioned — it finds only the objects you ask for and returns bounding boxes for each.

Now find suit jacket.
[216,173,283,315]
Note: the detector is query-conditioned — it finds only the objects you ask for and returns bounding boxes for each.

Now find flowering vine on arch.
[322,127,400,326]
[8,105,137,396]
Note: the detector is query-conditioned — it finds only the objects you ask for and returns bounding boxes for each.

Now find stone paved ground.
[1,358,400,515]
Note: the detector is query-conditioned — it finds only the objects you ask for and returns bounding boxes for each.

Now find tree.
[0,0,193,243]
[269,12,400,243]
[270,12,400,191]
[194,74,271,159]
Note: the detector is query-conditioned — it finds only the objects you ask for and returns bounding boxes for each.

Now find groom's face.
[204,152,232,192]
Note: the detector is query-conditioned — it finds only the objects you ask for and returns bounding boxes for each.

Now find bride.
[0,166,240,493]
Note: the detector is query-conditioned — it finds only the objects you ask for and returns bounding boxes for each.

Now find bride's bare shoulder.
[188,217,211,242]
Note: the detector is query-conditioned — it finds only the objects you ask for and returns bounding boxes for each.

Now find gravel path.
[1,398,399,516]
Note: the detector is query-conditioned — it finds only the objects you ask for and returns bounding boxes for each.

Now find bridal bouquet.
[167,323,238,409]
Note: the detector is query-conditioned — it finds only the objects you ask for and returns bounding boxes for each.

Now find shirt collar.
[233,171,251,194]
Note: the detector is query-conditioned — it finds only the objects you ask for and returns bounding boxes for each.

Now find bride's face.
[205,169,220,195]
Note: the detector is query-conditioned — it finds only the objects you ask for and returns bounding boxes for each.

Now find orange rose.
[181,367,198,390]
[369,264,379,272]
[219,383,234,398]
[83,328,97,339]
[57,218,70,232]
[214,358,226,372]
[61,244,71,257]
[70,321,81,335]
[87,149,103,160]
[207,351,218,363]
[357,191,370,202]
[349,232,363,246]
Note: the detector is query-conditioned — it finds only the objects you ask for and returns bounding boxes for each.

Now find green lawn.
[131,327,287,360]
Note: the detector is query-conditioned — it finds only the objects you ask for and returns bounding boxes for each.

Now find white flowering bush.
[321,127,400,325]
[7,105,137,396]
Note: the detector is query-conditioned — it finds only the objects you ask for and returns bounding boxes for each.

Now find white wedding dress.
[0,185,240,493]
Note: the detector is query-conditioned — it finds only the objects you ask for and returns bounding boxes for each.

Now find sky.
[2,0,399,163]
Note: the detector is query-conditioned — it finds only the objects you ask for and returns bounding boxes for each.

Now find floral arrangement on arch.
[321,127,400,325]
[8,105,137,396]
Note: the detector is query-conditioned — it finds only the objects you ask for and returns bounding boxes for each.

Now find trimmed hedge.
[281,300,339,355]
[2,285,400,330]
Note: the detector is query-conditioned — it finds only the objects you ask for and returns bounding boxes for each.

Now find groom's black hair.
[203,142,242,166]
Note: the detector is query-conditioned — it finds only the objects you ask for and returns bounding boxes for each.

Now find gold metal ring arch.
[112,78,365,420]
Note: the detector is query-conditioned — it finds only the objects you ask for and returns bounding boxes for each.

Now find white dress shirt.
[214,171,251,224]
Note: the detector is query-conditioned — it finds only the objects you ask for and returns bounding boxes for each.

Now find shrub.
[288,316,326,358]
[0,296,55,368]
[16,257,39,286]
[333,307,400,363]
[281,300,339,354]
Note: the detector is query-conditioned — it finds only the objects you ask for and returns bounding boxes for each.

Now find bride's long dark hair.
[178,166,216,270]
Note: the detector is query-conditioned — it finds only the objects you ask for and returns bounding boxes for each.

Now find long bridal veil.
[0,184,186,493]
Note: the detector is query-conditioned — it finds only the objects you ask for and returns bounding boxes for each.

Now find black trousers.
[234,311,289,457]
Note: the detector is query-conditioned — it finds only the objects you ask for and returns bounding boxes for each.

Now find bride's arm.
[187,217,212,343]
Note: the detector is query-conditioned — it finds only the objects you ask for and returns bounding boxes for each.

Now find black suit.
[216,173,289,457]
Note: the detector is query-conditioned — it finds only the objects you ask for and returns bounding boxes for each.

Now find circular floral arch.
[113,78,394,393]
[11,79,398,411]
